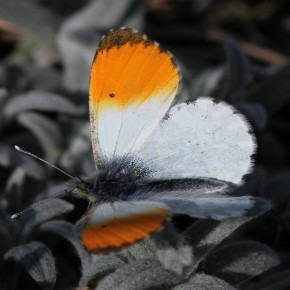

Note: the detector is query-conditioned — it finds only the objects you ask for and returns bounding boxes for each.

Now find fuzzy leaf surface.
[123,223,194,275]
[58,0,144,91]
[183,197,270,273]
[203,241,280,285]
[3,91,82,117]
[183,217,252,274]
[40,219,125,287]
[80,254,126,287]
[40,220,90,276]
[5,167,25,193]
[5,241,56,290]
[59,123,95,175]
[17,112,61,162]
[123,238,157,261]
[172,273,237,290]
[0,143,45,180]
[20,198,74,239]
[96,259,175,290]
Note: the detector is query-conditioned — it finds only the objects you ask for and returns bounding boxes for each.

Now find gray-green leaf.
[40,220,90,282]
[183,217,251,272]
[3,91,82,118]
[203,241,280,285]
[20,198,74,240]
[0,143,45,180]
[172,273,237,290]
[96,259,175,290]
[123,223,194,275]
[58,0,144,91]
[5,241,56,290]
[17,112,61,163]
[183,197,270,275]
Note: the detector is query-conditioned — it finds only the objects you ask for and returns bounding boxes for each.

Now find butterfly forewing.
[89,28,179,168]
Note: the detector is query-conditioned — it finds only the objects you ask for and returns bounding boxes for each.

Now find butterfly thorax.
[70,163,148,203]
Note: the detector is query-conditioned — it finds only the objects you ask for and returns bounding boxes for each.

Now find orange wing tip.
[81,209,168,254]
[90,29,179,109]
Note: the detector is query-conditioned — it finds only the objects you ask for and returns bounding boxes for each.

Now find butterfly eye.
[73,187,96,202]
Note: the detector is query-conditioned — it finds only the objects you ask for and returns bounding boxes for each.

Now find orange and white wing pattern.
[89,28,179,167]
[82,201,168,253]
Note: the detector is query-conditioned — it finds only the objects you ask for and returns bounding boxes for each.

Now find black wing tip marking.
[93,27,181,82]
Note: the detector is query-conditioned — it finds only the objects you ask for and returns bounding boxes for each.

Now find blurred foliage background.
[0,0,290,289]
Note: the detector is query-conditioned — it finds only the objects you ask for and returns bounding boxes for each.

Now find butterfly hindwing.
[149,191,270,220]
[82,201,168,253]
[134,178,270,220]
[151,194,256,220]
[89,28,179,168]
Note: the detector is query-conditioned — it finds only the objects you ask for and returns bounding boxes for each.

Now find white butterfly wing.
[137,97,256,185]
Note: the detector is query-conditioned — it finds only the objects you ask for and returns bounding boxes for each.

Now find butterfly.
[14,28,269,254]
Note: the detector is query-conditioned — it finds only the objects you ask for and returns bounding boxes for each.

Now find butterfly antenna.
[11,190,68,219]
[15,145,75,180]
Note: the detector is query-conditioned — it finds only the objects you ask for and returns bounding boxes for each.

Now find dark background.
[0,0,290,289]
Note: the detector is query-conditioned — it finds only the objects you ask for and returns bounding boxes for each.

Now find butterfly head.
[70,178,98,203]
